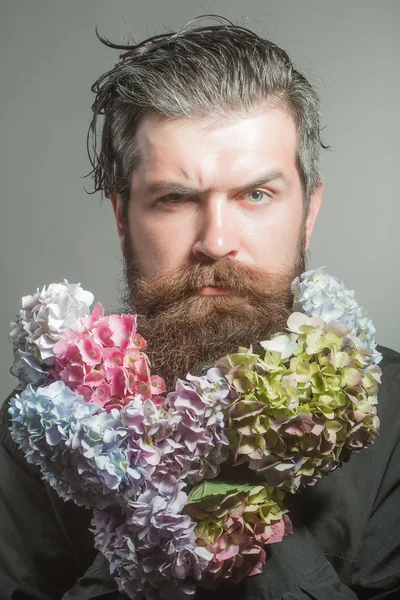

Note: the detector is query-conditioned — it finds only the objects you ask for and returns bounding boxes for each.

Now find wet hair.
[87,16,327,216]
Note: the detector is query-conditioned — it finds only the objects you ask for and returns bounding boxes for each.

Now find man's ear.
[110,192,125,255]
[305,181,323,252]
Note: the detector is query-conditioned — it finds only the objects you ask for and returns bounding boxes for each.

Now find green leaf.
[187,479,255,505]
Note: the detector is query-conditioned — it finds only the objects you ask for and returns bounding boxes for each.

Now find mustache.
[130,258,296,316]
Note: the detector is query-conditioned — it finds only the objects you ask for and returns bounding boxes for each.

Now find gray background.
[1,0,399,402]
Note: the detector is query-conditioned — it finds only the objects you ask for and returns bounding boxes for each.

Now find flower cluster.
[8,381,147,509]
[292,267,382,363]
[92,480,212,600]
[53,302,165,409]
[186,481,290,585]
[90,372,237,595]
[217,312,380,493]
[161,371,235,484]
[8,269,382,600]
[9,281,93,387]
[8,374,231,512]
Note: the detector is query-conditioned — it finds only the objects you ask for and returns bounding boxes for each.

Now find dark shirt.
[1,345,399,600]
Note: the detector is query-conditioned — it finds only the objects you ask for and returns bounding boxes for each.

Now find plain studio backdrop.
[0,0,399,402]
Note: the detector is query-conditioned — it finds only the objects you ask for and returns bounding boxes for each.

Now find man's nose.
[192,195,239,262]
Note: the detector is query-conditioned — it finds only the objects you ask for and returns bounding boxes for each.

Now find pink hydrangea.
[206,519,267,584]
[53,303,165,409]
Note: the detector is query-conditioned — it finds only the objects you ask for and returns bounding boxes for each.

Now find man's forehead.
[132,109,299,189]
[136,108,296,149]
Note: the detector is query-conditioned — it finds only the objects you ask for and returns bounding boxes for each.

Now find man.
[1,19,399,600]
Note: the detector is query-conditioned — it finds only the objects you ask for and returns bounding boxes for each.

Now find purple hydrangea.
[154,370,234,484]
[92,476,212,600]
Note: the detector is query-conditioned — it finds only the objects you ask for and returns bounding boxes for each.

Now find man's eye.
[158,193,186,204]
[246,190,270,204]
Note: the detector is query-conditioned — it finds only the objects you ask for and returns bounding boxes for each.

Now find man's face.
[115,108,320,279]
[111,108,322,387]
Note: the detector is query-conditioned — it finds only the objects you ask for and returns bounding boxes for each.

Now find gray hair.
[87,18,327,214]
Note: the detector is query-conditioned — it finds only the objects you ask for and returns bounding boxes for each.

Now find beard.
[121,232,306,392]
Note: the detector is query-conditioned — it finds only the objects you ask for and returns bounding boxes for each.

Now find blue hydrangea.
[292,267,381,363]
[9,381,144,509]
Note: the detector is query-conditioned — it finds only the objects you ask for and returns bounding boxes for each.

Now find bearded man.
[1,20,400,600]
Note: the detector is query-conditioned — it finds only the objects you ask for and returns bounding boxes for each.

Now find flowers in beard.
[8,269,382,599]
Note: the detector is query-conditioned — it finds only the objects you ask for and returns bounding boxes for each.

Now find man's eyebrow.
[239,169,292,191]
[146,181,202,196]
[146,169,291,196]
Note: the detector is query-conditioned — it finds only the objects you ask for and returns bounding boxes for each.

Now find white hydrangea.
[292,267,381,363]
[10,281,94,386]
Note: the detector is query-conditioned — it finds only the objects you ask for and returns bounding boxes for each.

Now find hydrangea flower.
[185,482,290,585]
[9,380,98,506]
[156,370,234,484]
[53,303,165,410]
[9,381,149,508]
[10,281,94,387]
[292,267,382,363]
[217,313,380,493]
[92,477,212,599]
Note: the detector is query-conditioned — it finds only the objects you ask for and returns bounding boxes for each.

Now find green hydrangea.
[216,314,380,493]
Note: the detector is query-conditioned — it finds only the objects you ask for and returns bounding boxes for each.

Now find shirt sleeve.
[61,553,126,600]
[0,397,97,599]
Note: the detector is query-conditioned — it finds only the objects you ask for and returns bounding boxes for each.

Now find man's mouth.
[197,287,232,296]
